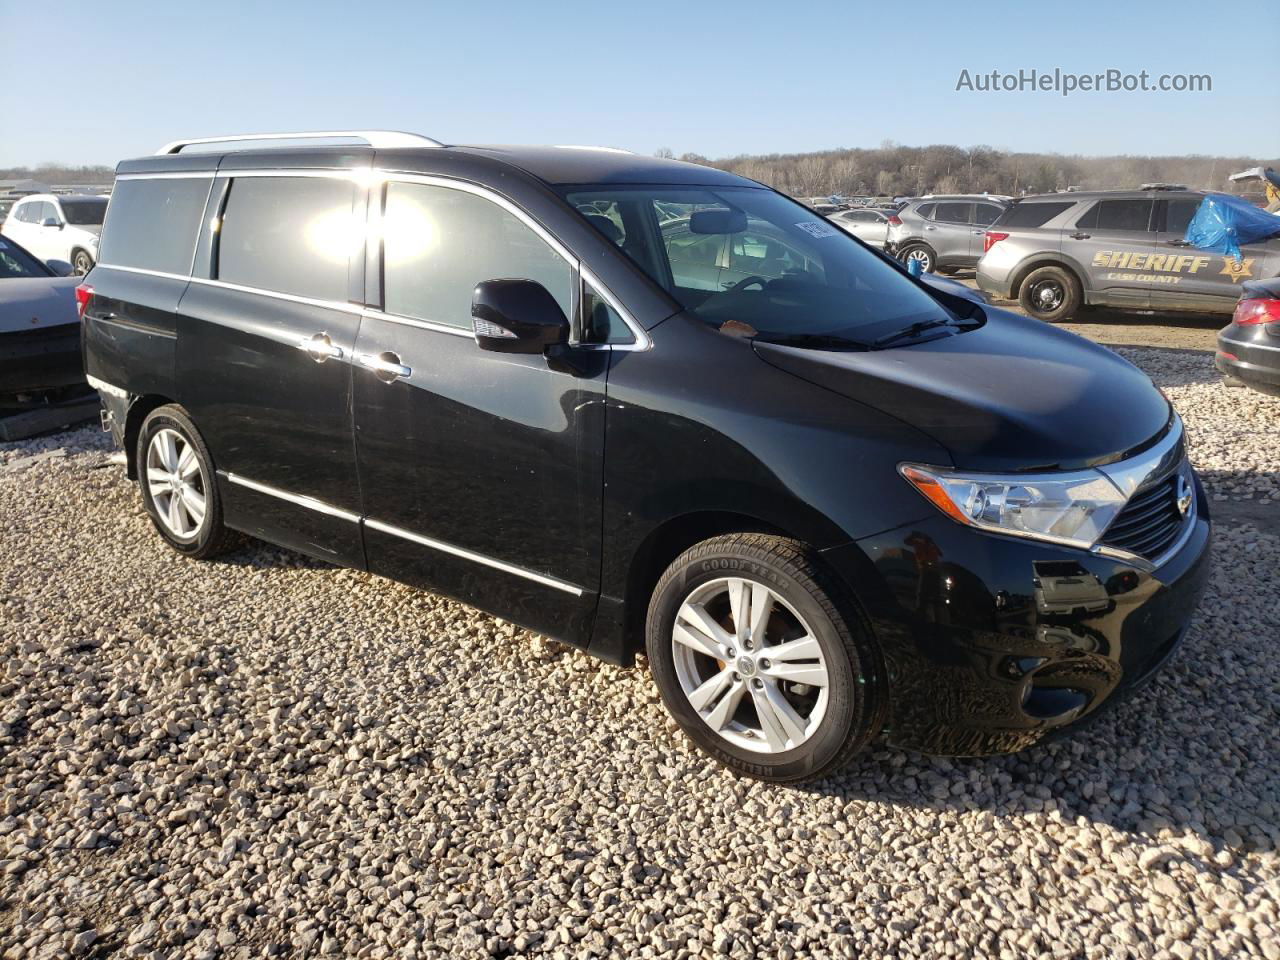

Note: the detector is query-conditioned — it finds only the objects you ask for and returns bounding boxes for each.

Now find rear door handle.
[1069,232,1091,240]
[299,332,343,363]
[357,351,412,383]
[924,225,938,231]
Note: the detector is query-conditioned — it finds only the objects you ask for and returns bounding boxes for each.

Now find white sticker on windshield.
[795,221,838,239]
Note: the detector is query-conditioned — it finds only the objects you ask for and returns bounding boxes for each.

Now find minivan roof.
[116,140,756,189]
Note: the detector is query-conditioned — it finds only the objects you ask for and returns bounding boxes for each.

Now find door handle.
[357,351,412,383]
[924,225,938,231]
[972,230,985,235]
[1165,239,1191,247]
[299,333,343,363]
[1069,232,1091,240]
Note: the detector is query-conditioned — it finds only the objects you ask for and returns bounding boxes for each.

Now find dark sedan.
[1216,277,1280,397]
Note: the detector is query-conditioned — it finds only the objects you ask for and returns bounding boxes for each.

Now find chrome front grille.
[1099,466,1191,562]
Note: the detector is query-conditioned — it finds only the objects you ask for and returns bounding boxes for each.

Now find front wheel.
[645,534,884,783]
[136,405,240,559]
[72,249,94,276]
[1019,265,1082,322]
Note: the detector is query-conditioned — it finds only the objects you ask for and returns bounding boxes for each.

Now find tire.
[1018,265,1082,322]
[898,243,936,273]
[136,405,240,559]
[645,533,884,783]
[72,249,94,276]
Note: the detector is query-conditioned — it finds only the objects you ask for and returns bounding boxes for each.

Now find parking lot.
[1,323,1277,959]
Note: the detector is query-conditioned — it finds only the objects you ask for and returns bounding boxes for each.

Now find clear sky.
[3,0,1274,167]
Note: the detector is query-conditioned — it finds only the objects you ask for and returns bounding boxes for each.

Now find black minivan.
[80,132,1210,782]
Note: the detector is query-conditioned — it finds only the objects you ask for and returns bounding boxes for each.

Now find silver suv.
[976,189,1280,322]
[886,195,1009,274]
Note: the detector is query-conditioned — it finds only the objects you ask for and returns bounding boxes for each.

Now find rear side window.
[932,202,971,223]
[1077,199,1153,232]
[1162,198,1201,234]
[381,181,574,329]
[98,178,212,275]
[998,201,1075,228]
[218,177,356,301]
[915,202,935,219]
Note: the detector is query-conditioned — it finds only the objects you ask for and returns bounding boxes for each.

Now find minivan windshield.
[561,185,970,348]
[59,198,108,225]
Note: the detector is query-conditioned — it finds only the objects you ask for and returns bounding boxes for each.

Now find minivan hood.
[753,308,1172,472]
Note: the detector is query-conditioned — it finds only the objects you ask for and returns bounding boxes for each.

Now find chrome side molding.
[217,471,582,596]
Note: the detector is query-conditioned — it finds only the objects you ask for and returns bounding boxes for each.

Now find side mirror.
[46,259,73,277]
[472,279,570,354]
[41,217,63,229]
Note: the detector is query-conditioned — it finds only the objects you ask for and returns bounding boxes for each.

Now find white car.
[1,193,109,275]
[827,207,892,248]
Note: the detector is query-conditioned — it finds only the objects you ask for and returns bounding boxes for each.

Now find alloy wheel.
[904,248,933,271]
[671,577,829,754]
[145,428,207,541]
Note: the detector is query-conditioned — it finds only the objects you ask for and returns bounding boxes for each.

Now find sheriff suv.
[977,188,1280,322]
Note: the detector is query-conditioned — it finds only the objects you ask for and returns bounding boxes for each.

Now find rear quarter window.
[98,178,212,275]
[998,201,1075,228]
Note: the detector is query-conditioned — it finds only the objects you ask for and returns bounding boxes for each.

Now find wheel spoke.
[180,487,206,527]
[148,482,170,501]
[177,444,199,480]
[761,662,828,687]
[766,634,821,663]
[747,583,773,643]
[687,668,734,712]
[673,621,725,661]
[727,578,748,640]
[676,602,733,650]
[146,467,170,485]
[705,679,746,731]
[752,681,806,749]
[167,490,186,535]
[160,432,179,471]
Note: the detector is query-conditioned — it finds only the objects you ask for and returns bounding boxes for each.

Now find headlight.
[899,463,1128,549]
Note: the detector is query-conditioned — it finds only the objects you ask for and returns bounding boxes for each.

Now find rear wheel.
[136,405,240,559]
[1019,265,1082,322]
[645,534,883,783]
[899,243,936,274]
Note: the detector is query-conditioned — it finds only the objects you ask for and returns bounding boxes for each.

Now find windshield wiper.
[758,333,868,351]
[871,316,977,349]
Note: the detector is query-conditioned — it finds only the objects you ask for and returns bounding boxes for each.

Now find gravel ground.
[1,347,1278,960]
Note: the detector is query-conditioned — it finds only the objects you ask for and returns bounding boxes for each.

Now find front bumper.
[822,474,1212,756]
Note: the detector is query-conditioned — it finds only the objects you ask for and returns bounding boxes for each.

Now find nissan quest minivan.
[80,132,1211,783]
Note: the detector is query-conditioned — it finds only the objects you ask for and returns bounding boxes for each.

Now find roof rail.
[155,131,443,155]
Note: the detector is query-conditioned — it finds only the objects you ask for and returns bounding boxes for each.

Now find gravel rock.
[1,346,1277,958]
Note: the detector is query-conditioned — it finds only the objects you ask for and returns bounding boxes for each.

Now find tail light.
[886,214,902,226]
[1232,297,1280,327]
[983,231,1009,253]
[74,283,93,319]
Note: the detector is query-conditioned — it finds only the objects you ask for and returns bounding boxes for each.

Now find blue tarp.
[1184,192,1280,261]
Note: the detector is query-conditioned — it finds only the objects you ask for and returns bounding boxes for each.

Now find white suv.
[1,193,109,275]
